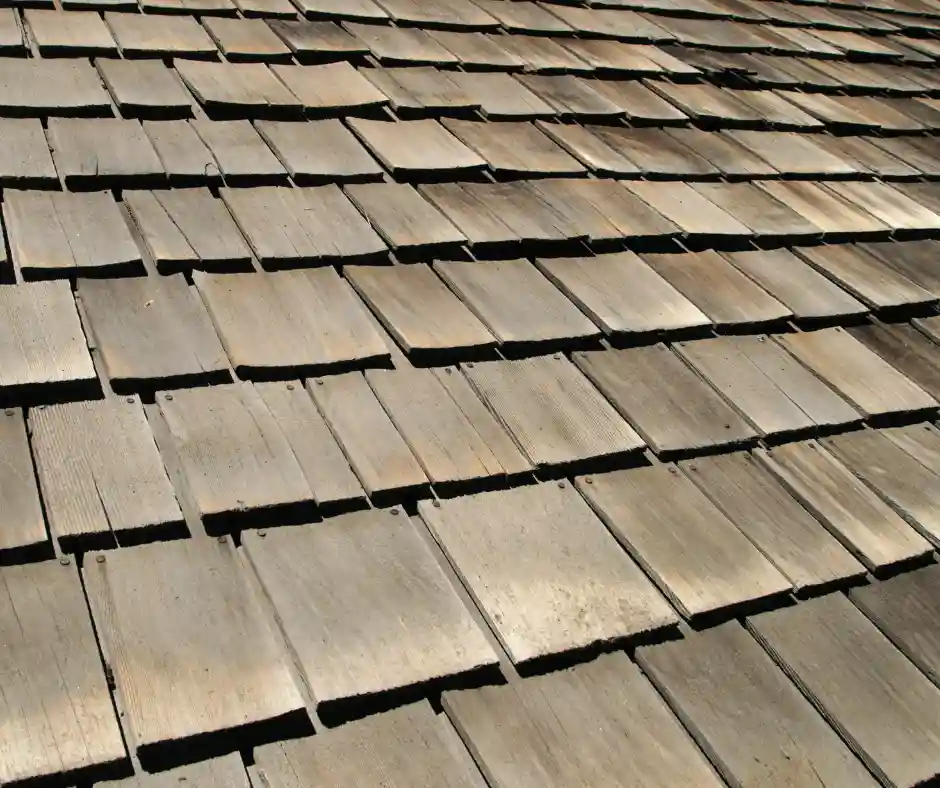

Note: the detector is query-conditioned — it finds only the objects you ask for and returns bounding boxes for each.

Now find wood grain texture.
[31,397,184,551]
[776,327,938,419]
[308,372,429,502]
[0,409,46,560]
[443,653,723,788]
[574,345,756,457]
[880,423,940,475]
[0,118,58,188]
[99,753,250,788]
[143,120,221,186]
[623,181,752,236]
[463,355,645,470]
[851,565,940,687]
[191,119,287,185]
[194,269,388,377]
[748,593,940,788]
[637,622,879,788]
[420,484,677,662]
[680,452,866,593]
[156,383,317,524]
[756,441,932,571]
[79,275,230,393]
[849,321,940,401]
[578,465,790,619]
[84,538,307,760]
[256,702,486,787]
[96,59,194,119]
[367,367,520,488]
[244,511,498,709]
[0,561,126,786]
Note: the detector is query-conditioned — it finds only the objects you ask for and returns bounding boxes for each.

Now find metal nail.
[286,383,294,391]
[96,555,105,564]
[59,557,70,566]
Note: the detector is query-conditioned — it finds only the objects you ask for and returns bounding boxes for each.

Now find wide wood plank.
[345,264,496,360]
[0,562,126,786]
[756,180,890,236]
[191,119,287,185]
[124,188,251,273]
[823,428,940,546]
[156,383,317,527]
[106,13,218,58]
[575,345,756,457]
[443,654,722,788]
[84,538,308,765]
[0,118,58,188]
[0,59,111,116]
[637,622,880,788]
[880,423,940,474]
[257,703,486,786]
[97,59,194,120]
[26,9,117,56]
[143,120,221,187]
[194,268,388,378]
[463,355,645,470]
[776,328,938,420]
[30,397,184,552]
[308,372,429,503]
[78,275,230,394]
[851,565,940,687]
[203,17,292,62]
[722,248,868,322]
[435,259,599,349]
[0,281,97,399]
[0,409,46,561]
[534,252,710,337]
[271,62,387,115]
[266,20,368,62]
[691,182,822,237]
[420,484,677,662]
[175,60,301,118]
[578,465,790,619]
[748,594,940,788]
[681,452,866,593]
[756,441,932,571]
[367,367,521,489]
[4,191,143,280]
[244,511,497,715]
[675,335,860,437]
[861,240,940,299]
[849,321,940,401]
[99,754,250,788]
[624,181,752,236]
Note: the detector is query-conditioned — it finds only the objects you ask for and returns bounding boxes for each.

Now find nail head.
[59,557,70,566]
[96,555,105,564]
[286,383,294,391]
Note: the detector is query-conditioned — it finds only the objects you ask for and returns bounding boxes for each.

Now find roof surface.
[2,0,940,786]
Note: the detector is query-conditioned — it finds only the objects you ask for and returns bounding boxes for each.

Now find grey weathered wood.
[191,119,287,185]
[624,181,752,236]
[443,653,722,788]
[554,179,681,240]
[727,130,859,176]
[794,244,936,311]
[523,180,622,245]
[501,39,594,75]
[370,0,497,29]
[880,423,940,475]
[0,58,112,116]
[244,511,497,711]
[291,0,386,21]
[0,281,97,397]
[849,321,940,401]
[256,702,486,787]
[256,119,383,184]
[665,128,781,177]
[675,335,860,437]
[0,409,46,560]
[26,9,117,55]
[361,67,478,118]
[344,183,467,254]
[578,465,790,619]
[756,441,932,571]
[271,62,388,115]
[194,268,388,378]
[203,17,292,62]
[776,328,939,420]
[916,315,940,346]
[0,561,126,786]
[748,593,940,788]
[345,264,496,359]
[78,275,230,393]
[175,60,301,117]
[98,753,250,788]
[681,452,866,593]
[435,259,599,349]
[308,373,430,502]
[347,118,486,179]
[574,345,756,457]
[823,429,940,547]
[0,9,24,55]
[592,78,690,123]
[756,180,890,236]
[851,565,940,688]
[143,120,222,186]
[585,125,717,177]
[691,182,822,237]
[124,189,251,273]
[30,397,184,551]
[448,72,553,120]
[825,181,940,233]
[861,240,940,300]
[156,383,318,525]
[220,185,386,267]
[84,538,308,762]
[4,191,143,279]
[536,121,641,177]
[266,20,368,62]
[0,118,58,188]
[637,622,880,788]
[426,30,524,70]
[106,12,218,58]
[534,252,710,337]
[418,182,520,250]
[96,59,194,120]
[345,22,458,65]
[722,248,868,322]
[421,484,677,663]
[641,250,791,328]
[255,381,366,512]
[367,367,523,488]
[463,355,645,470]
